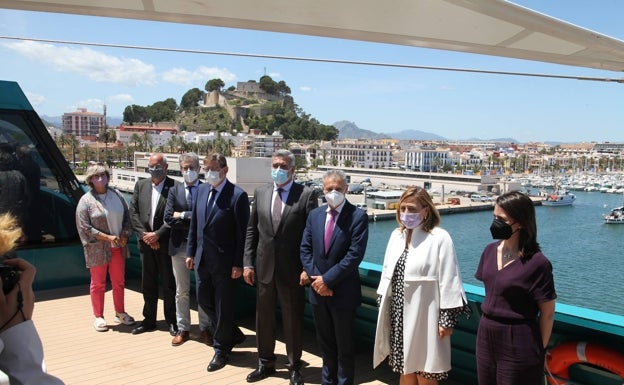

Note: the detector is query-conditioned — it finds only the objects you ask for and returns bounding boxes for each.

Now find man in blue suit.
[186,153,249,372]
[300,170,369,385]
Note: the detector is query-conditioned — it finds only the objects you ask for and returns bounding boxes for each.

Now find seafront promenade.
[76,172,544,221]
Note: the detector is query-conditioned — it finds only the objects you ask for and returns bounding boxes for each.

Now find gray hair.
[323,169,347,186]
[84,162,110,187]
[273,149,295,167]
[179,152,200,169]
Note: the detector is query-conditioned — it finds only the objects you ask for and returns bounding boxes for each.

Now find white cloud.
[72,98,105,113]
[24,91,46,107]
[107,94,134,104]
[5,40,157,86]
[161,66,236,87]
[299,86,312,92]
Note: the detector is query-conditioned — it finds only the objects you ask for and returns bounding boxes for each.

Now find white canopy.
[2,0,624,72]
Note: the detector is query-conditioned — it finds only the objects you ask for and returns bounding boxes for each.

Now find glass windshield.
[0,106,82,247]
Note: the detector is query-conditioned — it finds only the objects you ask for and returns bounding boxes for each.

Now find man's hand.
[231,267,243,279]
[243,268,255,286]
[299,271,312,286]
[185,257,194,270]
[311,276,333,296]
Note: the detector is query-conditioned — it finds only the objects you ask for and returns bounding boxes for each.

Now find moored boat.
[603,206,624,224]
[542,191,576,207]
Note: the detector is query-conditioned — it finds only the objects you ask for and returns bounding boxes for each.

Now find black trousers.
[312,303,357,385]
[139,241,176,326]
[195,260,244,355]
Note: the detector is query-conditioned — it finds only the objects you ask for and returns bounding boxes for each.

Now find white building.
[329,139,393,169]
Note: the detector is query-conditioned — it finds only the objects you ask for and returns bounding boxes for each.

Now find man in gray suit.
[243,149,317,385]
[130,153,177,336]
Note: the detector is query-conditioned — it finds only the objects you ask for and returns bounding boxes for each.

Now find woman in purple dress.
[475,191,556,385]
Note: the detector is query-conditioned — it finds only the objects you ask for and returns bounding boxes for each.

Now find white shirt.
[150,179,165,230]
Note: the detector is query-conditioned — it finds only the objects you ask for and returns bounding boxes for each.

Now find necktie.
[186,185,195,210]
[272,188,283,230]
[324,209,338,253]
[206,188,217,220]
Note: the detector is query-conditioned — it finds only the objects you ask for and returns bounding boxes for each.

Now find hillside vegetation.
[121,75,338,141]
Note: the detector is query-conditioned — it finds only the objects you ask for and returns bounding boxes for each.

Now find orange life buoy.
[545,341,624,385]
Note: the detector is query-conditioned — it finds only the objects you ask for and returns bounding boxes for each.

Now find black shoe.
[207,353,229,372]
[289,368,304,385]
[131,322,156,335]
[246,366,276,382]
[168,323,178,336]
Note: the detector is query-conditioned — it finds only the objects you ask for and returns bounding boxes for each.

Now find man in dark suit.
[300,169,369,385]
[186,153,249,372]
[164,152,210,346]
[243,149,317,385]
[130,153,178,336]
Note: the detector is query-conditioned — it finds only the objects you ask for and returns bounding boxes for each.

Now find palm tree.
[130,133,142,150]
[68,135,79,166]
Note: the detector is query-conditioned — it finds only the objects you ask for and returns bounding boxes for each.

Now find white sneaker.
[94,317,108,332]
[114,312,135,325]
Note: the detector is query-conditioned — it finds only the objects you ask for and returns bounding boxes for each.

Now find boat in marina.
[542,190,576,206]
[603,206,624,224]
[3,1,624,384]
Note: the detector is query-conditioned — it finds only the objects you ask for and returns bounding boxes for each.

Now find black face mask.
[490,218,513,240]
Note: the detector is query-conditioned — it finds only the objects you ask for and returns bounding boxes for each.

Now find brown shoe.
[171,330,189,346]
[200,330,214,346]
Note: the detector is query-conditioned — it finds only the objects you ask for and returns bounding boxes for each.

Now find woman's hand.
[438,326,453,339]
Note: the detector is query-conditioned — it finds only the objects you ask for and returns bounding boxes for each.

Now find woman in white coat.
[373,186,470,385]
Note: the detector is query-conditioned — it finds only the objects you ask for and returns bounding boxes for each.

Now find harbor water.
[363,190,624,316]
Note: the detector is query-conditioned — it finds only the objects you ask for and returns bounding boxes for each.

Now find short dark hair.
[205,153,227,168]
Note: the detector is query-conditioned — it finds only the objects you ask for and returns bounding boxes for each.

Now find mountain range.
[333,120,519,143]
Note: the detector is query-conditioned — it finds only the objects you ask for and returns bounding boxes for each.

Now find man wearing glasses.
[164,152,211,346]
[243,149,318,385]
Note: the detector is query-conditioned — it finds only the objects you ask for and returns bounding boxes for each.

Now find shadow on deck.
[33,279,428,385]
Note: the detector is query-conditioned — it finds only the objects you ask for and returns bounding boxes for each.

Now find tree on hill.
[259,75,291,96]
[205,78,225,92]
[246,102,338,141]
[122,99,177,124]
[180,88,205,110]
[123,104,149,124]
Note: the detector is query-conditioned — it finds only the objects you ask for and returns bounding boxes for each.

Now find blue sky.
[1,1,623,143]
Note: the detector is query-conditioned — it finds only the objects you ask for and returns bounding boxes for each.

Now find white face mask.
[324,190,345,208]
[205,170,221,186]
[183,170,199,184]
[400,212,421,229]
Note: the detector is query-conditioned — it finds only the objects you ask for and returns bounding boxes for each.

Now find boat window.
[0,110,82,248]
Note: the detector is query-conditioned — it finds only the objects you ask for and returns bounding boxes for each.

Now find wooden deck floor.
[33,280,407,385]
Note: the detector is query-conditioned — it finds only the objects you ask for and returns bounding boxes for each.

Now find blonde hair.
[84,162,110,187]
[0,213,22,256]
[395,186,441,233]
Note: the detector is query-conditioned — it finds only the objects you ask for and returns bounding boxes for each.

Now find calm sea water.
[363,191,624,316]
